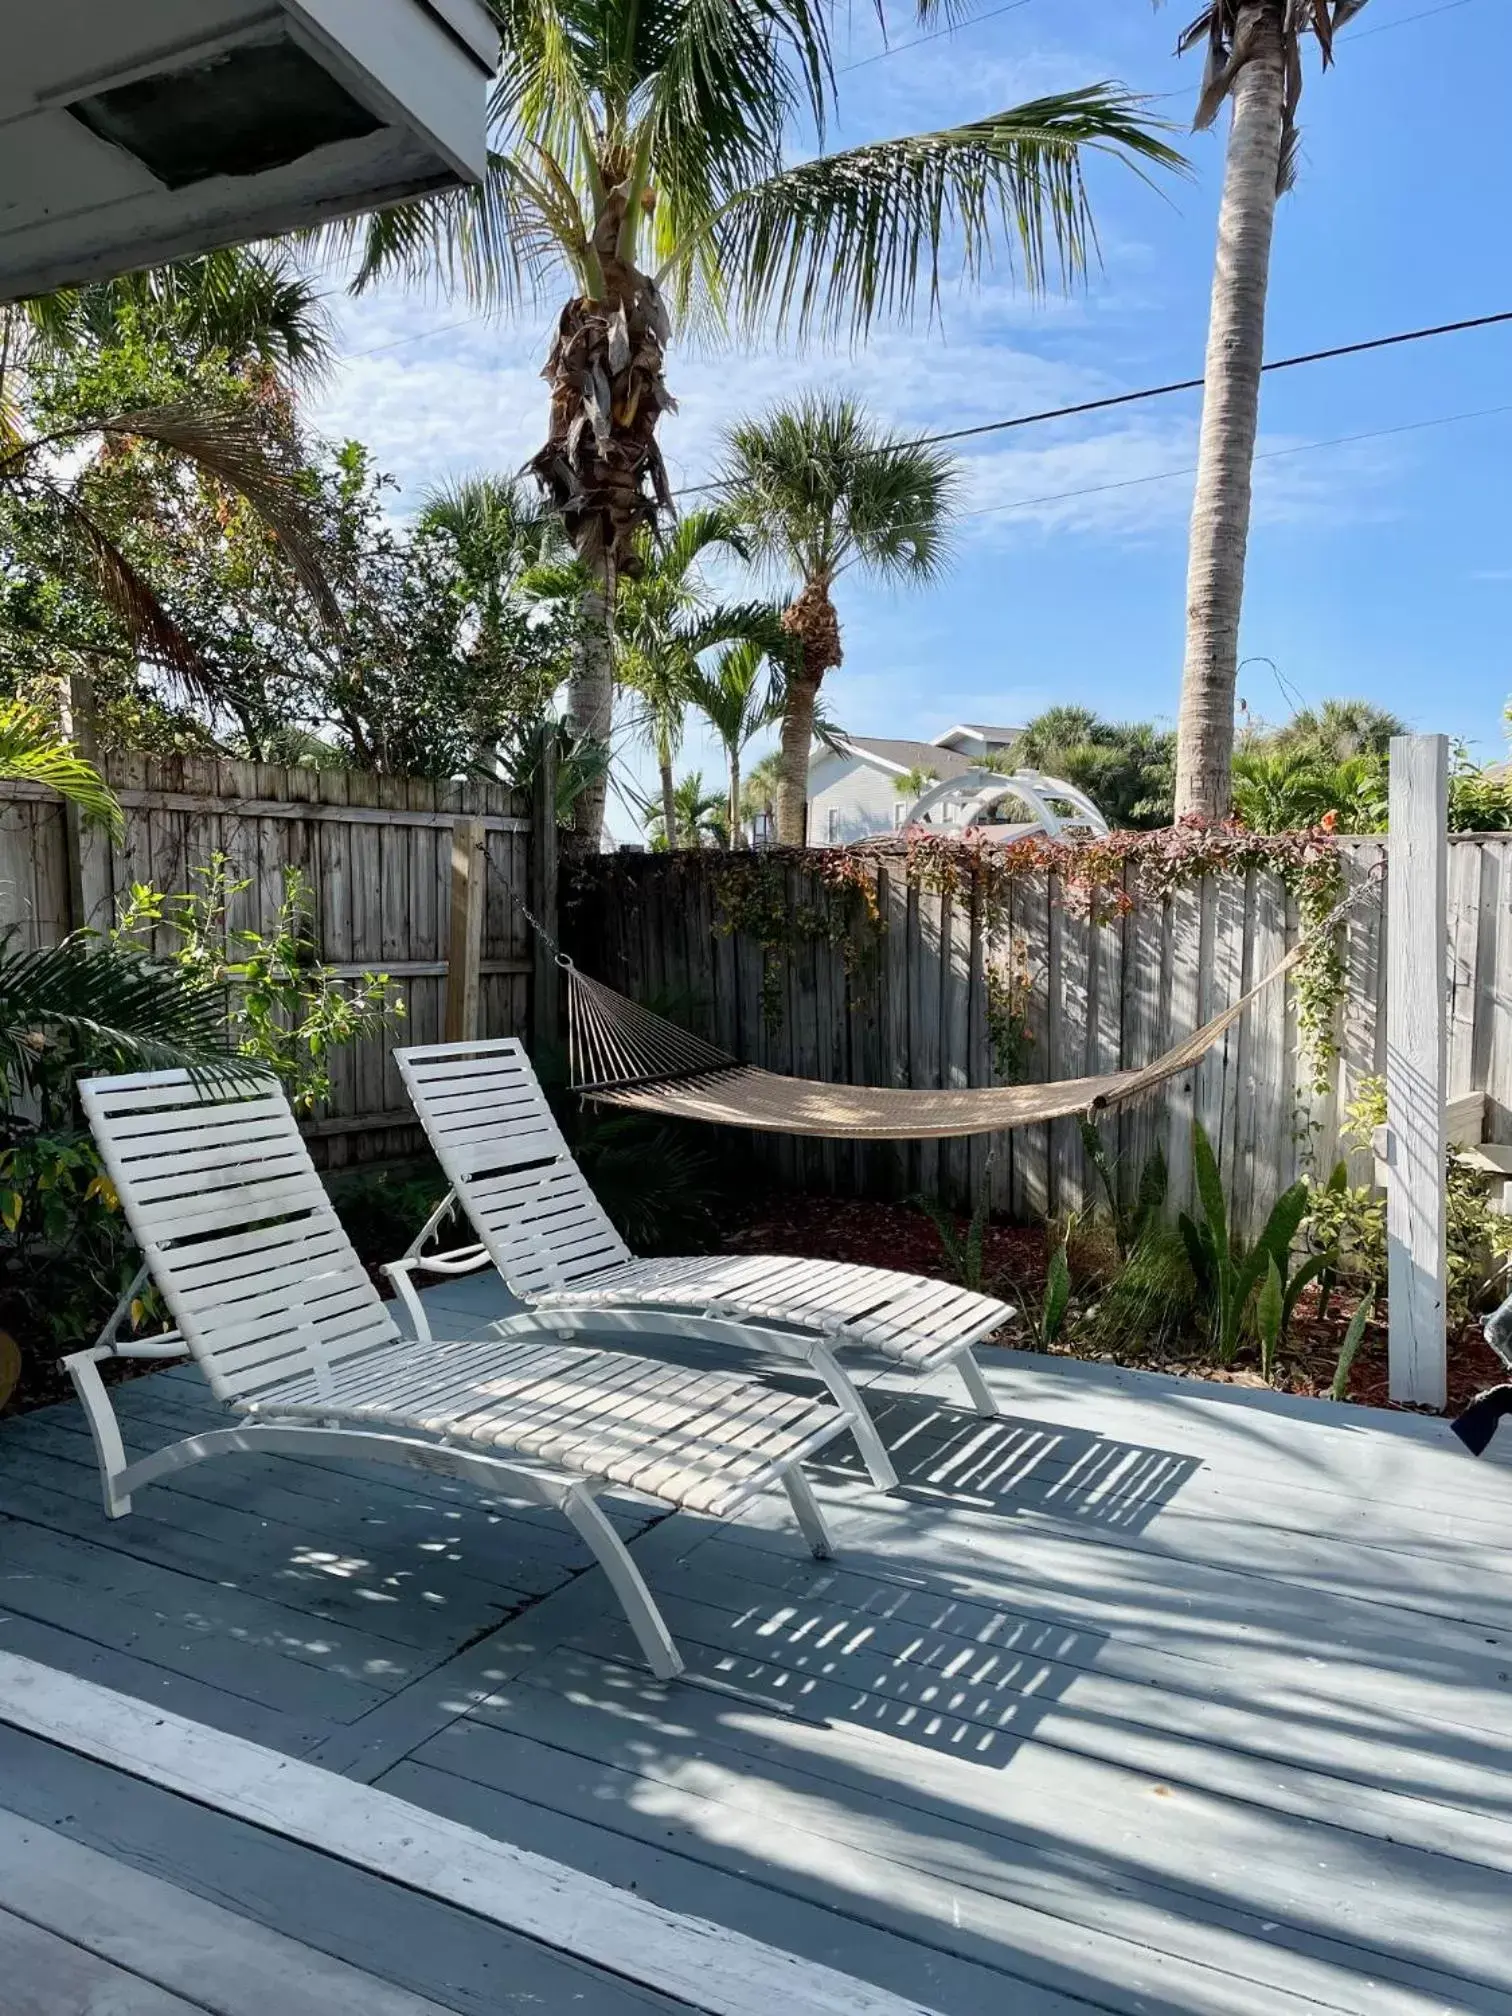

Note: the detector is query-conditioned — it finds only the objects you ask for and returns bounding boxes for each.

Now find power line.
[953,400,1512,527]
[837,0,1029,75]
[670,306,1512,499]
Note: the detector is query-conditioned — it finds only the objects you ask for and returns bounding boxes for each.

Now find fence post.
[1386,734,1448,1409]
[60,674,113,932]
[444,817,487,1044]
[530,735,561,1054]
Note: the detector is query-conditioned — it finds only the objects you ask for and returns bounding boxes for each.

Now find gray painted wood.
[0,1905,205,2016]
[0,1810,459,2016]
[0,1731,686,2016]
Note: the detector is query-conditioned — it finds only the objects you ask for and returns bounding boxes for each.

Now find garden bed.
[724,1194,1502,1416]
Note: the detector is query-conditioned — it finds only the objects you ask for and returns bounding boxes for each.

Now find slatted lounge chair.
[391,1038,1013,1494]
[67,1069,856,1680]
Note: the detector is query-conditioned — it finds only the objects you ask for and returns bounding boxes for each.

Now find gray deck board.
[0,1731,688,2016]
[5,1302,1512,2016]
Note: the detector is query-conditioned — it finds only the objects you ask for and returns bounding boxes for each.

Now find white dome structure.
[902,767,1110,842]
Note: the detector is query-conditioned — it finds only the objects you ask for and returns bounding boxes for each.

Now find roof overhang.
[0,0,499,304]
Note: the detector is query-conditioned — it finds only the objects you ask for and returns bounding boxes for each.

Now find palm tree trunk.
[1174,1,1285,823]
[533,187,675,857]
[775,573,842,846]
[728,750,742,846]
[660,750,677,850]
[565,570,614,857]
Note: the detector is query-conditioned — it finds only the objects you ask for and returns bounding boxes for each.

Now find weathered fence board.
[0,757,541,1165]
[570,839,1512,1234]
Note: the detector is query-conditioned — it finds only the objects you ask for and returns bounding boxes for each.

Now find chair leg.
[63,1349,132,1518]
[561,1485,684,1680]
[781,1465,833,1560]
[807,1343,898,1490]
[955,1349,999,1418]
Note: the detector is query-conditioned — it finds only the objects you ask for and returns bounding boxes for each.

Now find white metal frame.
[902,767,1110,839]
[392,1043,1010,1495]
[68,1070,852,1681]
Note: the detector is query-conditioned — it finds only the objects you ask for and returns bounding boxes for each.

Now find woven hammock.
[565,938,1308,1142]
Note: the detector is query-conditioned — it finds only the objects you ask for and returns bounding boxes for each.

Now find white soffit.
[0,0,499,303]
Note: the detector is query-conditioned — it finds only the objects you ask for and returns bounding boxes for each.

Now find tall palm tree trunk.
[1174,0,1285,822]
[727,751,742,846]
[659,747,678,849]
[774,573,841,845]
[533,188,676,858]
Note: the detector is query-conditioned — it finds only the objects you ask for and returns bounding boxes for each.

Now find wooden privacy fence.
[0,754,556,1164]
[568,838,1512,1235]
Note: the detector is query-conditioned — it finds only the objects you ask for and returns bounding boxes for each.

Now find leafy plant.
[327,1163,449,1273]
[918,1175,993,1294]
[1179,1119,1310,1364]
[1085,1222,1197,1356]
[1079,1119,1168,1261]
[113,855,401,1113]
[1008,1237,1071,1352]
[0,700,123,836]
[1330,1293,1376,1403]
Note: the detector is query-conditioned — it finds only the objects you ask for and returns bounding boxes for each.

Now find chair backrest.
[81,1070,401,1406]
[395,1039,632,1297]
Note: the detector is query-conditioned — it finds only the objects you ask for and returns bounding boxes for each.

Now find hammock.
[564,937,1310,1142]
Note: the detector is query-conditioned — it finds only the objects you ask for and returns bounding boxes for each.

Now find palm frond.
[706,87,1186,341]
[13,475,217,695]
[721,394,961,582]
[99,404,341,631]
[0,936,261,1108]
[0,702,122,837]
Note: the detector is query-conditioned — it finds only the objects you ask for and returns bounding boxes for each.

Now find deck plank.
[0,1906,206,2016]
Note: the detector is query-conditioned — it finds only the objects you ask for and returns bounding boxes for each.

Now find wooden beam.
[530,731,561,1052]
[0,1653,944,2016]
[0,780,528,833]
[444,817,487,1044]
[1387,734,1449,1408]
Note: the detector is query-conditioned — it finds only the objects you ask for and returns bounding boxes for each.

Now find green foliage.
[113,856,402,1114]
[0,1128,141,1363]
[645,773,730,851]
[570,1114,719,1255]
[1079,1118,1168,1260]
[0,701,122,836]
[1015,708,1176,829]
[1009,1236,1072,1351]
[1179,1120,1310,1365]
[326,1164,448,1273]
[918,1176,993,1294]
[1085,1223,1197,1355]
[1330,1294,1376,1403]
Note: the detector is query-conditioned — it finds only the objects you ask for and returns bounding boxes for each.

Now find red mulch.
[724,1194,1505,1418]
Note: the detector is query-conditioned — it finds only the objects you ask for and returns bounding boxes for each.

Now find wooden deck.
[3,1271,1511,2014]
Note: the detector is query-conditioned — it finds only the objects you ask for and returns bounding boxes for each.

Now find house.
[805,722,1024,845]
[0,0,498,302]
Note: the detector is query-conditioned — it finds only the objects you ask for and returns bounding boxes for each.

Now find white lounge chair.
[69,1069,857,1679]
[391,1038,1012,1493]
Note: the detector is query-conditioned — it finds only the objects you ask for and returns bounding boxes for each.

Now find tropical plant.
[332,7,1181,852]
[0,700,122,836]
[1015,708,1175,828]
[644,771,729,849]
[614,510,783,846]
[690,639,788,844]
[1167,1,1369,819]
[1014,1237,1072,1351]
[895,763,941,802]
[1230,745,1335,832]
[1079,1119,1168,1261]
[1330,1293,1375,1402]
[1262,698,1404,766]
[500,712,612,826]
[740,749,785,837]
[17,245,336,387]
[113,857,402,1115]
[722,397,961,843]
[1179,1118,1310,1363]
[918,1175,993,1294]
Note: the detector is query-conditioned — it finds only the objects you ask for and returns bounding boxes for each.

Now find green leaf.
[1256,1180,1310,1271]
[1257,1257,1284,1383]
[1192,1120,1227,1260]
[1044,1242,1071,1345]
[1331,1293,1376,1403]
[1178,1211,1211,1294]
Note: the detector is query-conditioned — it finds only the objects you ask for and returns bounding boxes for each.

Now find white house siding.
[805,755,908,845]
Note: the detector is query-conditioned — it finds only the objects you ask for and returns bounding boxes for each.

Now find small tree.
[723,397,961,844]
[690,640,787,847]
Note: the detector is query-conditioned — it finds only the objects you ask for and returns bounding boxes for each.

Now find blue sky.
[307,0,1511,835]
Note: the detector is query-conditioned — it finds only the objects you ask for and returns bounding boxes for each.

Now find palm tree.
[689,639,787,844]
[1266,697,1404,765]
[895,764,940,802]
[1168,1,1369,820]
[334,2,1183,852]
[644,771,729,849]
[722,397,961,843]
[740,749,784,843]
[614,511,783,846]
[0,701,122,837]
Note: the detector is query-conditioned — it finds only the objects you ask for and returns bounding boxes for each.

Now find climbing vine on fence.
[567,820,1357,1085]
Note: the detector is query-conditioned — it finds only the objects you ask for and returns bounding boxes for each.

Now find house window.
[826,809,842,844]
